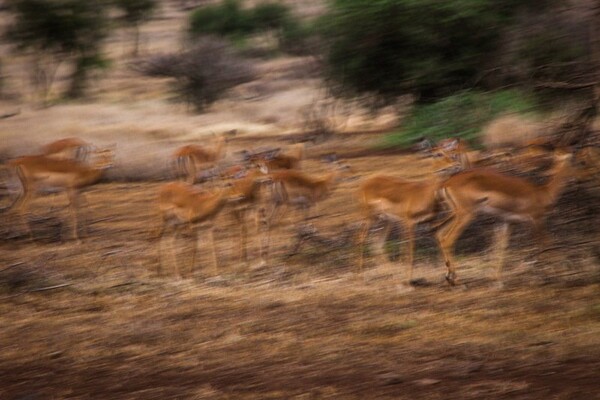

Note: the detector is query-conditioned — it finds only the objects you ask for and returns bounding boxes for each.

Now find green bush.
[321,0,554,102]
[383,90,538,148]
[189,0,306,50]
[189,0,251,38]
[249,2,289,31]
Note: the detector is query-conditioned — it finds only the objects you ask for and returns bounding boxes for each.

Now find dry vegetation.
[1,1,599,399]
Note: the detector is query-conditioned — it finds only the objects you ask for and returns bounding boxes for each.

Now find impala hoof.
[445,272,457,286]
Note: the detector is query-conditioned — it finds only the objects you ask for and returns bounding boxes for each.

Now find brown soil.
[1,132,599,399]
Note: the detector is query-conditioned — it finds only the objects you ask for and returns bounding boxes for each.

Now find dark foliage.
[135,37,255,111]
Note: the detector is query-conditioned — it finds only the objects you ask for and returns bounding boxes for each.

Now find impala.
[357,174,447,282]
[154,182,232,277]
[172,133,228,184]
[435,149,581,285]
[4,147,114,242]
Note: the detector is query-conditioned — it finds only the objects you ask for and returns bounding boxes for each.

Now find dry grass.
[0,140,599,398]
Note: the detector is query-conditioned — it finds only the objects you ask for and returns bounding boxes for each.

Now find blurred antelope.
[435,148,585,286]
[266,162,349,225]
[357,175,445,282]
[154,182,232,277]
[2,147,115,242]
[172,133,228,184]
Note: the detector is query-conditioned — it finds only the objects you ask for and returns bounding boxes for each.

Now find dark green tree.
[113,0,158,56]
[5,0,109,99]
[322,0,554,102]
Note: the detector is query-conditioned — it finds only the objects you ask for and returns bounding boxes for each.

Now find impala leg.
[170,227,181,279]
[254,207,266,266]
[494,222,511,284]
[78,193,90,238]
[357,218,373,273]
[190,226,199,277]
[209,228,218,275]
[156,219,172,277]
[532,219,551,253]
[374,220,393,268]
[186,158,197,185]
[263,209,272,266]
[239,211,248,265]
[14,183,34,240]
[151,209,167,241]
[435,211,473,285]
[404,220,416,283]
[66,189,81,243]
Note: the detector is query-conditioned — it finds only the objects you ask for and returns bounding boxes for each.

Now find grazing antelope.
[154,182,232,277]
[42,137,92,163]
[357,175,445,282]
[435,149,581,286]
[172,133,228,184]
[3,147,115,242]
[259,163,349,264]
[266,164,347,225]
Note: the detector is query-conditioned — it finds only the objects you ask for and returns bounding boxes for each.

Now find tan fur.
[252,143,304,172]
[435,150,577,285]
[268,169,338,220]
[154,182,231,277]
[433,138,475,170]
[357,174,444,281]
[172,134,227,184]
[227,169,270,266]
[6,148,114,242]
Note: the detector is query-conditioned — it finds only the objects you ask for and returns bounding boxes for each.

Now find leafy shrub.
[249,2,290,31]
[135,37,255,111]
[189,0,251,38]
[5,0,109,98]
[321,0,556,102]
[383,90,538,148]
[188,0,311,53]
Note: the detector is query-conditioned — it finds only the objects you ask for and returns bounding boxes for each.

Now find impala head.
[429,151,462,175]
[91,146,116,170]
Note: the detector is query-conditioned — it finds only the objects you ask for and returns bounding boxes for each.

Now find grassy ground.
[0,140,599,399]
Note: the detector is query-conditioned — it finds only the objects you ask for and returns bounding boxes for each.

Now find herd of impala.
[1,132,598,286]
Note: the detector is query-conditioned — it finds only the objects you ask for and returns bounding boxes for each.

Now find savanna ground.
[1,1,600,399]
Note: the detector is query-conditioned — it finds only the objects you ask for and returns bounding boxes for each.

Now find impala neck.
[213,136,226,159]
[79,163,110,186]
[192,187,229,219]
